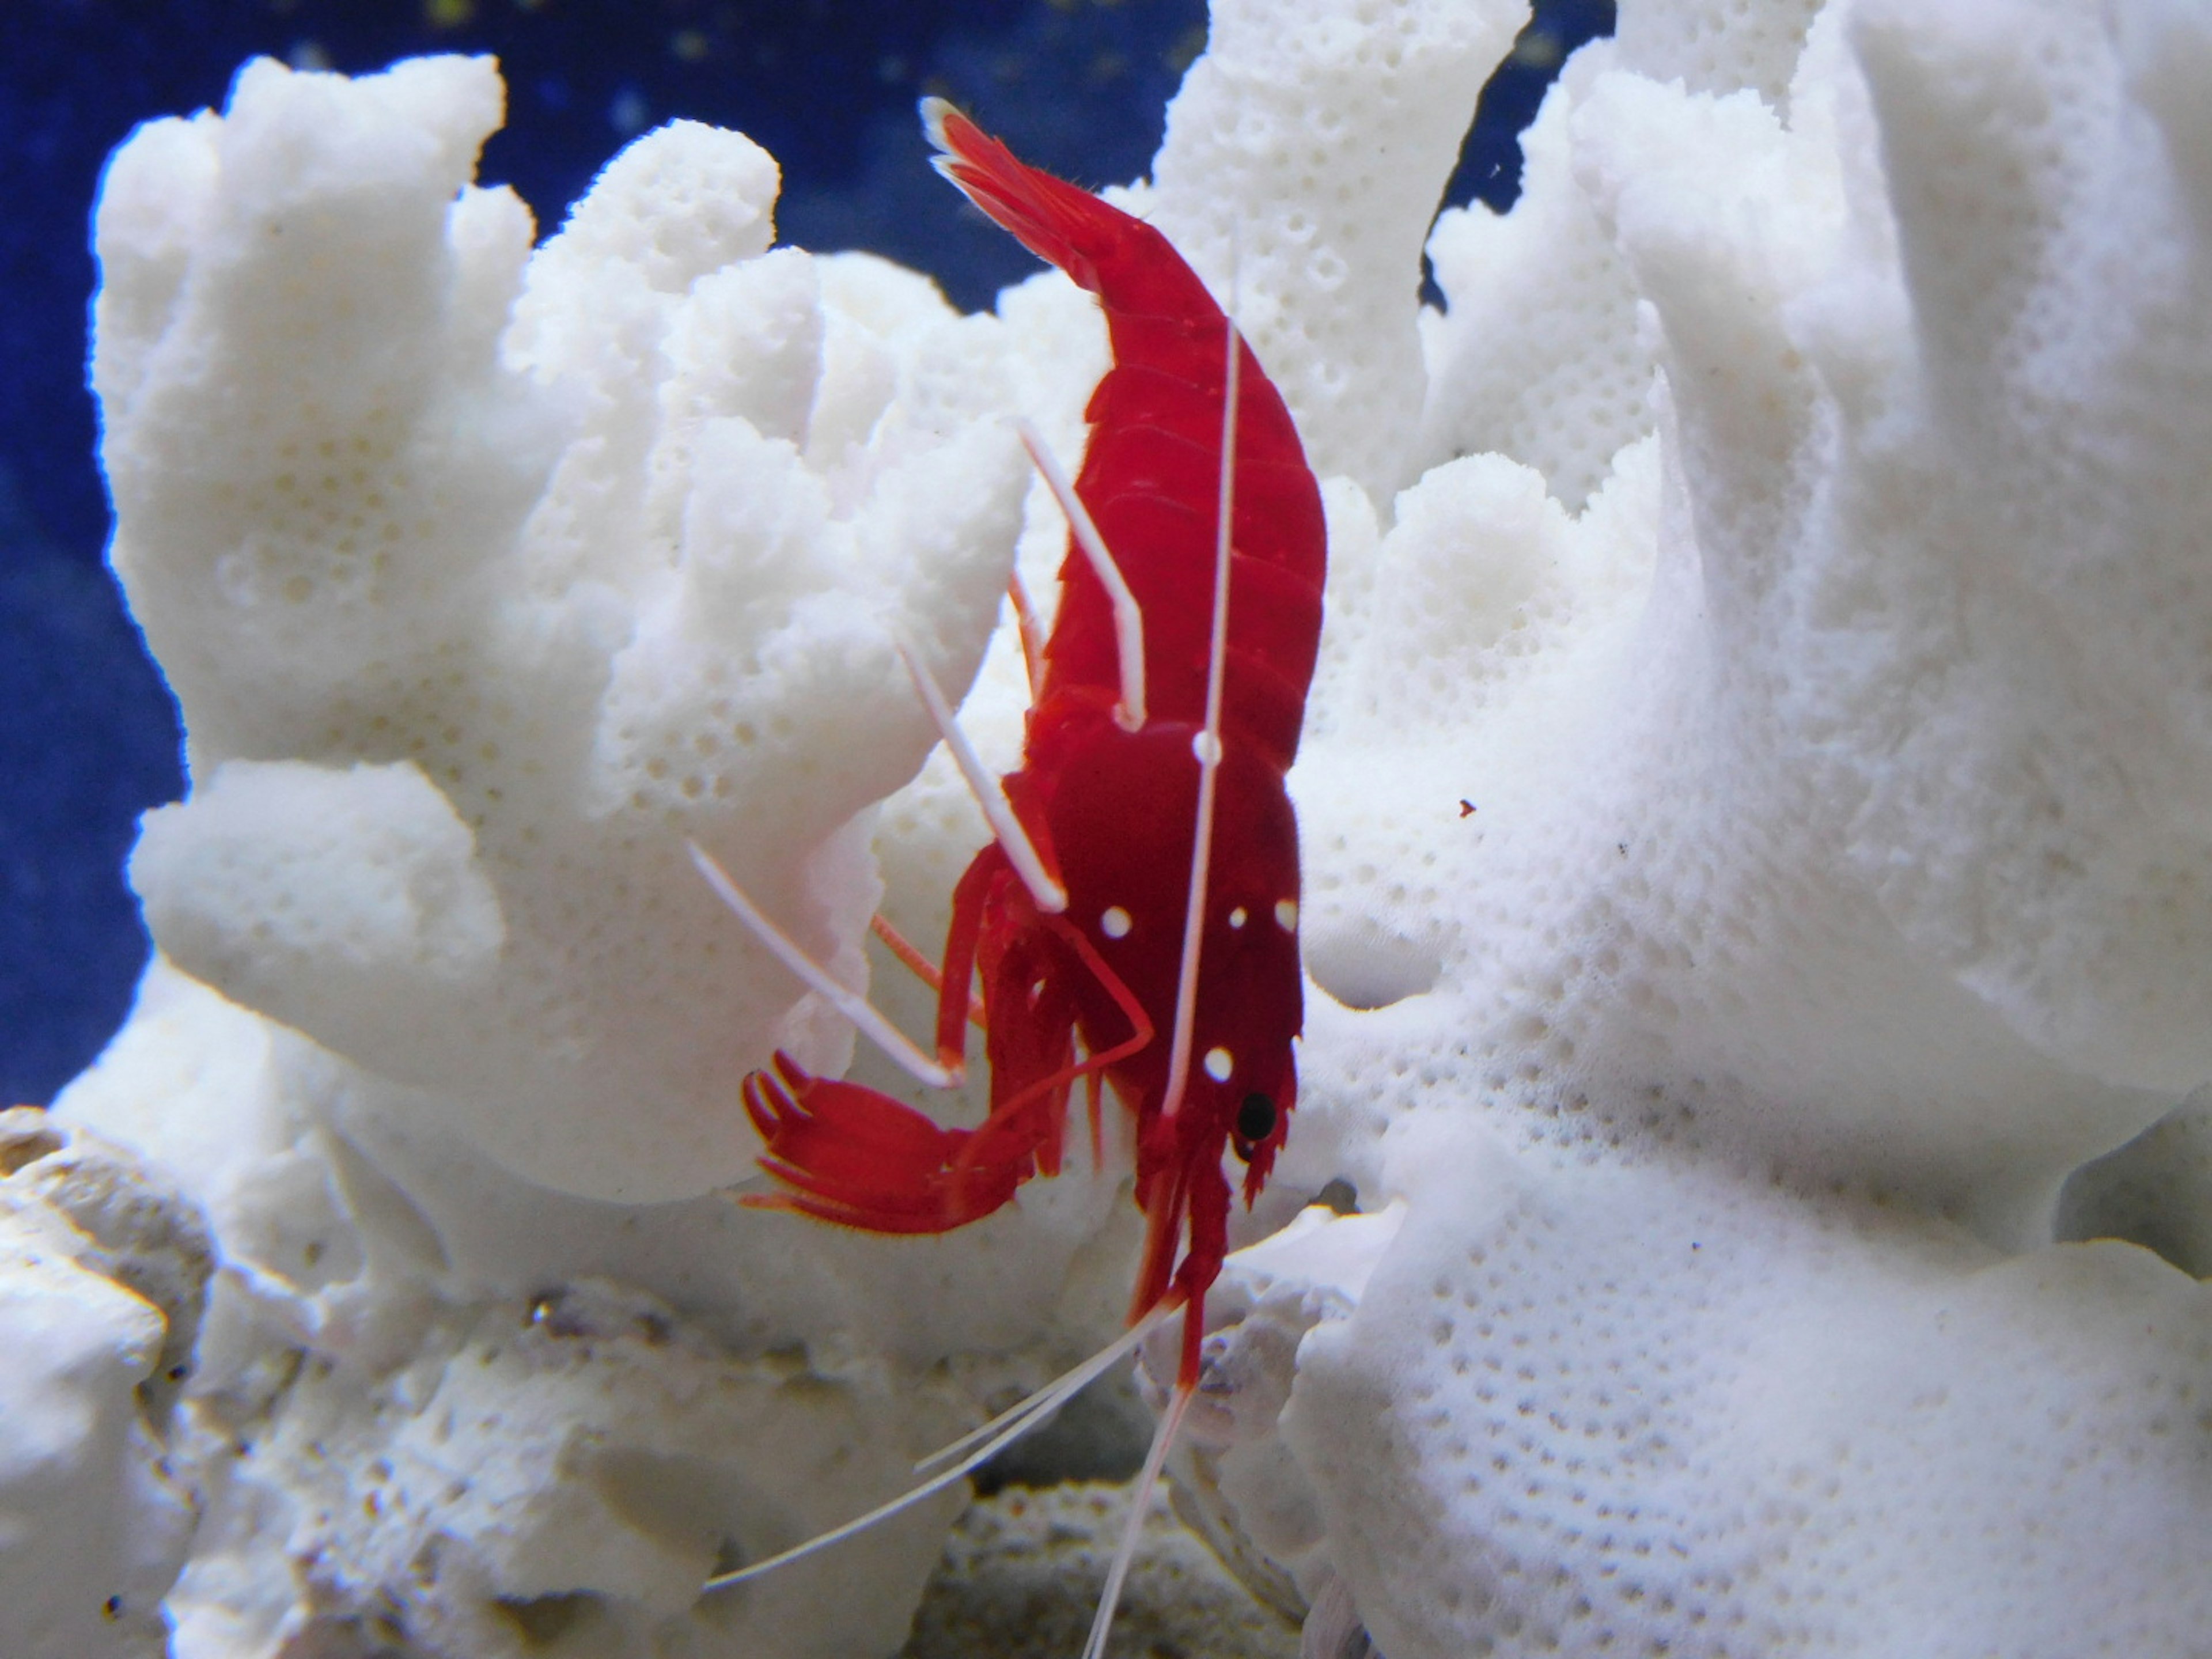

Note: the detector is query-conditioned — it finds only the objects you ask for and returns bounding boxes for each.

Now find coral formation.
[33,0,2212,1652]
[94,56,1028,1205]
[64,50,1129,1659]
[1199,0,2212,1653]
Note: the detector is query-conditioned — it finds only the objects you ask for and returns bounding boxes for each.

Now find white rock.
[55,952,1128,1656]
[1417,41,1656,515]
[0,1113,210,1659]
[167,1279,968,1659]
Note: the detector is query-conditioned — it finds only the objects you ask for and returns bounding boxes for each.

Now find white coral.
[67,50,1123,1659]
[1180,0,2212,1653]
[93,56,1027,1205]
[49,0,2212,1653]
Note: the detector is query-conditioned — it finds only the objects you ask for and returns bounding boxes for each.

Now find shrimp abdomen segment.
[926,103,1216,323]
[926,101,1325,766]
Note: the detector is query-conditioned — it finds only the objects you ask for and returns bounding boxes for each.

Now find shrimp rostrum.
[694,98,1326,1641]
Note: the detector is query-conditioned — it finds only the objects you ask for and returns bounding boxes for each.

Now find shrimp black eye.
[1235,1092,1277,1148]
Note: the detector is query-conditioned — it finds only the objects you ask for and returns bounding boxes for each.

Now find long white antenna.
[1017,419,1147,732]
[687,842,957,1088]
[892,631,1067,915]
[702,1298,1180,1594]
[1079,290,1244,1659]
[914,1297,1178,1476]
[1156,301,1243,1127]
[1079,1381,1196,1659]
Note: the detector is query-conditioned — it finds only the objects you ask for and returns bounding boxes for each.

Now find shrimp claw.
[741,1053,1029,1233]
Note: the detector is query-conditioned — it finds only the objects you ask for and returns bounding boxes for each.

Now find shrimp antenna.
[687,842,959,1089]
[1081,234,1247,1659]
[1017,419,1146,732]
[702,1297,1181,1594]
[912,1294,1179,1476]
[1081,1382,1196,1659]
[1156,246,1244,1130]
[891,628,1069,915]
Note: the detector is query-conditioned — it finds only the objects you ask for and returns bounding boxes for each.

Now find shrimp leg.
[870,911,988,1031]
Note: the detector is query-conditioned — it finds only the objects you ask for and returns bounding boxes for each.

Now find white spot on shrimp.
[1275,899,1298,931]
[1228,906,1248,929]
[1101,906,1132,939]
[1192,730,1222,765]
[1204,1047,1234,1082]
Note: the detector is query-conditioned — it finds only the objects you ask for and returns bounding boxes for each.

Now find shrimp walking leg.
[870,911,988,1031]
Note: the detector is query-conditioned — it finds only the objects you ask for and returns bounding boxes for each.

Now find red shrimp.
[736,103,1326,1399]
[692,103,1329,1652]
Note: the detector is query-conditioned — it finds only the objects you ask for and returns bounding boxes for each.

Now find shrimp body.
[741,105,1325,1388]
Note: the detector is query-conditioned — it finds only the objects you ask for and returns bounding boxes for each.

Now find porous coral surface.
[41,0,2212,1654]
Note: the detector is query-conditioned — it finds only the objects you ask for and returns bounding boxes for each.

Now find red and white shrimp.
[694,100,1325,1649]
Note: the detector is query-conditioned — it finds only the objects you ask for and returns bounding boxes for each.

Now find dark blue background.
[0,0,1608,1105]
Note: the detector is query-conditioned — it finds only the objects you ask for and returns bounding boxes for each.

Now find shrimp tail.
[922,95,1324,772]
[922,98,1121,294]
[921,96,1237,344]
